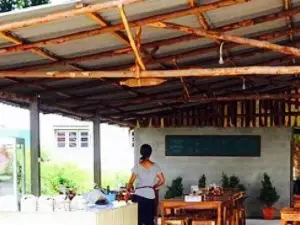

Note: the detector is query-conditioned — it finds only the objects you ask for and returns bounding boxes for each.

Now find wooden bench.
[280,208,300,225]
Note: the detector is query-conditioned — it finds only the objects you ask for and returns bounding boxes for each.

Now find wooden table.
[280,208,300,225]
[160,193,237,225]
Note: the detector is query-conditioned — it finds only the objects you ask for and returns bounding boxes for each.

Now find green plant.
[198,174,206,188]
[221,172,230,188]
[165,176,184,199]
[258,173,280,207]
[221,173,246,191]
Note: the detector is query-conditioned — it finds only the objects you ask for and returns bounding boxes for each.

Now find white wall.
[134,127,292,218]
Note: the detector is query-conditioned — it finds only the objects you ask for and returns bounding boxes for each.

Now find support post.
[30,98,41,196]
[93,118,101,186]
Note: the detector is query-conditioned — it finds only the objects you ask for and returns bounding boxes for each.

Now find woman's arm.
[126,173,137,191]
[154,172,165,189]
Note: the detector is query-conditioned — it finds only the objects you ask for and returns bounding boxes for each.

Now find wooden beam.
[0,91,133,127]
[149,22,300,57]
[118,4,146,70]
[0,0,244,56]
[0,66,300,78]
[6,5,300,71]
[115,93,300,105]
[0,0,142,32]
[85,12,130,46]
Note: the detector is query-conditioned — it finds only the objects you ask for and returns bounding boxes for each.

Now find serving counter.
[0,202,137,225]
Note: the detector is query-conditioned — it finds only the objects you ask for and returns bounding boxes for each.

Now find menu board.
[165,135,261,157]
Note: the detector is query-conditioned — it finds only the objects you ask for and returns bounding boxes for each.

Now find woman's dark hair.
[140,144,152,162]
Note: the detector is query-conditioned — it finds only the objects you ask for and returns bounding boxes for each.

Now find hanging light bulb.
[219,42,225,64]
[242,79,246,90]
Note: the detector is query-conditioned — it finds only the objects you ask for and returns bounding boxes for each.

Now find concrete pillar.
[93,118,101,186]
[30,99,41,196]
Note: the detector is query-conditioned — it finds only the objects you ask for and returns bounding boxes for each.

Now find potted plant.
[198,174,206,188]
[258,173,280,220]
[165,176,184,199]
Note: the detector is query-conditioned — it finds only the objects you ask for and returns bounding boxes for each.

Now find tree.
[0,0,49,13]
[0,0,16,12]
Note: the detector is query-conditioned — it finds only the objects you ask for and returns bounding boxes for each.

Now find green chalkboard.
[165,135,261,157]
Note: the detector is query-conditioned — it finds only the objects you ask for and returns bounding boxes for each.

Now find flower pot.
[262,207,275,220]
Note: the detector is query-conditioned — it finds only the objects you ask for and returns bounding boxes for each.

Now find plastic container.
[20,195,37,212]
[54,195,70,212]
[38,196,54,212]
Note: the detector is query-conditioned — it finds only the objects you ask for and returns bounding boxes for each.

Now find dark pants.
[132,195,155,225]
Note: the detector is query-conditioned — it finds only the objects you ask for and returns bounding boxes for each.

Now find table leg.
[217,205,222,225]
[280,220,286,225]
[223,206,227,225]
[161,205,165,225]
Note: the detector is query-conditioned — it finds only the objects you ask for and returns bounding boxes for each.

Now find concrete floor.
[247,220,279,225]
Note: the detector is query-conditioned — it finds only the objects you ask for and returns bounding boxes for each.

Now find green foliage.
[258,173,280,207]
[221,172,246,191]
[221,172,230,188]
[198,174,206,188]
[165,176,184,199]
[22,150,130,195]
[0,0,49,13]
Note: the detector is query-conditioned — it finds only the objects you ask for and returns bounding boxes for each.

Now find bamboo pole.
[0,0,243,56]
[0,0,142,32]
[1,66,300,78]
[118,4,146,70]
[148,22,300,57]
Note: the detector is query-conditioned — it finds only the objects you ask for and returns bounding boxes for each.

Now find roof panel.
[98,0,188,25]
[206,0,283,28]
[13,15,99,42]
[156,38,215,57]
[227,19,286,37]
[45,33,126,58]
[0,51,48,70]
[79,53,135,68]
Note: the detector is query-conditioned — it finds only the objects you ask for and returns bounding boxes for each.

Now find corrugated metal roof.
[0,0,298,125]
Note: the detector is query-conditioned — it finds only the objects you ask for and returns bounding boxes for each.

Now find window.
[56,131,66,148]
[69,132,77,148]
[80,131,89,148]
[55,129,89,149]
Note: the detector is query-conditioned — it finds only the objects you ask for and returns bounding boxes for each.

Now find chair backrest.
[293,195,300,208]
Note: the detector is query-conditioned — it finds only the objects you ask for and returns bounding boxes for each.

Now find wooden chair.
[163,207,190,225]
[281,208,300,225]
[293,195,300,208]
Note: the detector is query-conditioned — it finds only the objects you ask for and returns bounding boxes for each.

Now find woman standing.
[126,144,165,225]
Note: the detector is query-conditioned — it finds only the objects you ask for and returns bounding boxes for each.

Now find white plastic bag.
[70,195,88,211]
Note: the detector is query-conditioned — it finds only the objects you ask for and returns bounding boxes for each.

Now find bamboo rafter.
[0,66,299,78]
[118,4,146,71]
[149,22,300,57]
